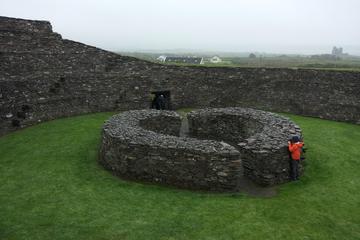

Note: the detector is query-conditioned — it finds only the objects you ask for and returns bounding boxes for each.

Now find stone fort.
[2,16,360,191]
[1,16,360,136]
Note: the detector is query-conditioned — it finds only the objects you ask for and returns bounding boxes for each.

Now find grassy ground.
[120,52,360,71]
[162,62,360,72]
[0,112,359,240]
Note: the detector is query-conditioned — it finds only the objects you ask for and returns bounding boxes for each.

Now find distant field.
[220,55,360,70]
[119,52,360,71]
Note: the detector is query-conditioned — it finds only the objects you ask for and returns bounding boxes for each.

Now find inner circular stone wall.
[99,110,241,191]
[187,107,303,185]
[99,107,303,191]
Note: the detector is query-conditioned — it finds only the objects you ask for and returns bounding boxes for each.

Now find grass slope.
[0,113,359,240]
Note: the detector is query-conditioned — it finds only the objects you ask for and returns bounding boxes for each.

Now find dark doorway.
[151,91,171,110]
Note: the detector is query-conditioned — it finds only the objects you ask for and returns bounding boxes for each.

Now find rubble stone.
[99,110,242,191]
[188,107,303,186]
[100,108,303,191]
[0,16,359,136]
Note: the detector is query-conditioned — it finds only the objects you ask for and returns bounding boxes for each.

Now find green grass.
[0,112,359,240]
[120,51,360,72]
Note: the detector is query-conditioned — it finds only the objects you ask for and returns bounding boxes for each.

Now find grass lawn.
[0,112,359,240]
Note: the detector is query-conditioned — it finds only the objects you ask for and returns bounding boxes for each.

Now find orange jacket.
[288,142,304,160]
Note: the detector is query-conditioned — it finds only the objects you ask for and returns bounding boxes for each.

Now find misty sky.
[1,0,360,54]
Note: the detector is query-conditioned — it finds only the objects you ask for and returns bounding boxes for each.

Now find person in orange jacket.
[288,135,304,181]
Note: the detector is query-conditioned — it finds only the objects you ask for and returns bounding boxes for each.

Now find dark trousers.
[290,160,300,180]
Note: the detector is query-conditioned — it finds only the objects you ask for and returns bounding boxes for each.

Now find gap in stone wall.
[179,115,189,137]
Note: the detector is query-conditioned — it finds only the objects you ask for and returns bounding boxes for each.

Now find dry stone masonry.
[99,108,302,191]
[0,16,360,136]
[188,108,303,186]
[99,110,241,191]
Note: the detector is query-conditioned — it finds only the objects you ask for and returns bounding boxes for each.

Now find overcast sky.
[1,0,360,54]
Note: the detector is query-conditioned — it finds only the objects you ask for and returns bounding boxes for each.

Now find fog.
[1,0,360,55]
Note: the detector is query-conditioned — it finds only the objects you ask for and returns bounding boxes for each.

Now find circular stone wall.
[99,110,241,191]
[99,108,303,191]
[188,107,303,185]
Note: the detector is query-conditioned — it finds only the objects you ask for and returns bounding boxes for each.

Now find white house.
[210,56,222,63]
[157,55,167,62]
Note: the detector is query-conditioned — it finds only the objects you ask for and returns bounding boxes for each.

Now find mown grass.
[0,112,359,240]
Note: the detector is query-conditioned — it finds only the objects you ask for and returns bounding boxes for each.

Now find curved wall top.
[1,16,360,136]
